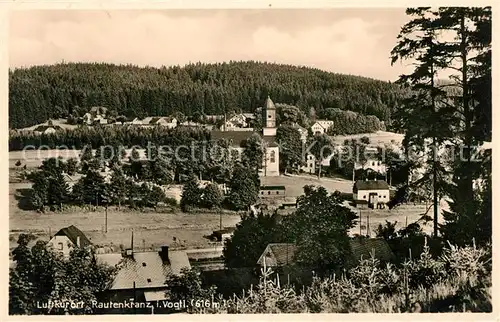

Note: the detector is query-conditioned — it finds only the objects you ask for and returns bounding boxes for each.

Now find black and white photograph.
[6,5,493,316]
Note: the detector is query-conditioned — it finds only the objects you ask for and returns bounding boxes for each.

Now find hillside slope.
[9,61,406,129]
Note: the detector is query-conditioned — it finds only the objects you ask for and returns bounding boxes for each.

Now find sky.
[9,9,414,81]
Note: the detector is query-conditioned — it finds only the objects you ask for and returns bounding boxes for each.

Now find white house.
[94,114,108,125]
[83,112,93,125]
[125,117,143,125]
[33,124,62,135]
[353,180,390,209]
[311,120,334,135]
[301,153,316,174]
[47,225,92,257]
[155,117,177,128]
[355,159,387,174]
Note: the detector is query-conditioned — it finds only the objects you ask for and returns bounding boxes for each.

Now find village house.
[83,112,93,125]
[141,116,178,129]
[33,120,62,135]
[220,112,255,131]
[211,96,280,177]
[311,120,334,135]
[301,153,316,174]
[209,227,236,242]
[47,225,92,257]
[257,238,394,269]
[124,117,144,125]
[96,245,191,309]
[355,159,387,174]
[353,179,390,209]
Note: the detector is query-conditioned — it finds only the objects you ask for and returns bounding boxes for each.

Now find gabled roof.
[257,243,297,267]
[54,225,92,248]
[354,180,389,191]
[257,238,394,267]
[96,250,190,290]
[262,135,279,148]
[349,238,394,263]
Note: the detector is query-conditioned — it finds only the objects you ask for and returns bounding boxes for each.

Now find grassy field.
[331,130,404,146]
[9,182,241,251]
[261,174,353,196]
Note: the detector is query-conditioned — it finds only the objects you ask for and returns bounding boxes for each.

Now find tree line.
[9,61,407,129]
[25,132,267,212]
[389,7,492,243]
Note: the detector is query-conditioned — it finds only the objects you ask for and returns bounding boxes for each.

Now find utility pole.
[105,205,108,233]
[367,214,370,237]
[359,210,362,236]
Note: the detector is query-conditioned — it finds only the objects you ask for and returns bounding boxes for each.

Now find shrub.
[210,242,491,313]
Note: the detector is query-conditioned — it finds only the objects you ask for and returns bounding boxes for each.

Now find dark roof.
[149,117,161,124]
[349,238,394,263]
[258,238,394,267]
[54,225,92,248]
[96,250,190,290]
[262,135,279,147]
[257,243,297,267]
[354,180,389,190]
[260,185,286,191]
[211,131,255,147]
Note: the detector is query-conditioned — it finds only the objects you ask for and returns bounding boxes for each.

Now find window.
[268,191,271,195]
[363,195,366,199]
[276,191,279,195]
[58,243,63,250]
[142,262,147,267]
[147,278,152,283]
[372,162,375,166]
[261,191,264,195]
[270,150,276,163]
[268,115,272,118]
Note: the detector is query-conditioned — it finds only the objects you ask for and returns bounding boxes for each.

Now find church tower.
[262,95,277,137]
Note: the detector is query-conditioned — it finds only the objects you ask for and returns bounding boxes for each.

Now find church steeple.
[263,95,276,129]
[262,95,277,137]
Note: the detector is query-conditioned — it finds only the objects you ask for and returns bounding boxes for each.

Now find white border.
[0,1,497,322]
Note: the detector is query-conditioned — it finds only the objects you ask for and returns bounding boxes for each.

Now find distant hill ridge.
[9,61,407,129]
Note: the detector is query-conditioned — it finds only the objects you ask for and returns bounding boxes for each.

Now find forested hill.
[9,61,406,129]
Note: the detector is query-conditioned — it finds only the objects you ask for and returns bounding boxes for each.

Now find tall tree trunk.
[430,42,439,238]
[460,14,473,202]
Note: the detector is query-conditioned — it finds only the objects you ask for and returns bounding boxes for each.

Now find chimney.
[159,246,169,263]
[76,236,81,248]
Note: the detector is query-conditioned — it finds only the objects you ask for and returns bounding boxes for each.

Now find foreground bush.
[208,240,491,313]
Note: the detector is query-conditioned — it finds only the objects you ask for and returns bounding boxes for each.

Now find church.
[211,96,280,177]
